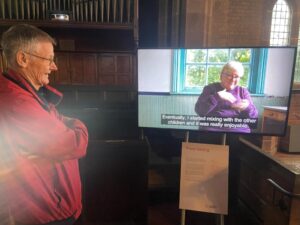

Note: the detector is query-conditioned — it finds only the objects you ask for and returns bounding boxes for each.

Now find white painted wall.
[138,49,172,92]
[264,48,295,96]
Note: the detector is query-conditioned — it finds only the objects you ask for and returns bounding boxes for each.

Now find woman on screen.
[195,61,258,133]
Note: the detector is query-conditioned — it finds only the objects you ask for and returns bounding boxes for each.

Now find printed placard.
[179,142,229,215]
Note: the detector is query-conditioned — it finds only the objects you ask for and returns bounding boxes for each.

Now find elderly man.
[0,24,88,225]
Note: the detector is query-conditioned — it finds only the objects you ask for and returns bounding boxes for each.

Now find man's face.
[220,69,241,91]
[23,41,57,90]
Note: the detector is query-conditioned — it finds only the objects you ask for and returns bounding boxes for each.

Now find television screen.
[138,47,297,135]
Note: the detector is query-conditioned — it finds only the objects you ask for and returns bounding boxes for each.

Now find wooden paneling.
[98,54,116,85]
[70,53,84,84]
[116,54,131,73]
[99,55,115,73]
[233,137,300,225]
[70,53,97,85]
[83,54,98,84]
[52,52,134,86]
[116,54,132,85]
[98,53,133,85]
[53,52,71,84]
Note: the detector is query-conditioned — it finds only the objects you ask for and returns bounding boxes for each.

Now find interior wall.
[183,0,300,47]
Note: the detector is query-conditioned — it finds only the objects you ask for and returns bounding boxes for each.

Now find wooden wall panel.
[116,55,131,73]
[98,53,133,85]
[54,52,71,84]
[82,54,97,85]
[52,52,135,86]
[98,55,115,73]
[70,54,84,84]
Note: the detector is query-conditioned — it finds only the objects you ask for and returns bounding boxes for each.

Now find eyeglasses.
[23,51,56,65]
[222,72,241,79]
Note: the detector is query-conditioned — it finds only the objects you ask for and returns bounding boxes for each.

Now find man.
[0,24,88,225]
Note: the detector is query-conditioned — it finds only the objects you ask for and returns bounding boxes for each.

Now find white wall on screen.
[138,49,172,92]
[264,48,294,96]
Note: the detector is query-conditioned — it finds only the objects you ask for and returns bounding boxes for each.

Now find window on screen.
[173,48,267,95]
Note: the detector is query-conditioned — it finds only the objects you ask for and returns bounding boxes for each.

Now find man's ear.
[16,51,28,67]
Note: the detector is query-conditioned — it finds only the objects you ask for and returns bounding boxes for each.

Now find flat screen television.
[138,47,297,135]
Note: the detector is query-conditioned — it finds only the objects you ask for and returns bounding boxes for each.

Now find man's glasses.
[23,51,56,65]
[222,72,241,79]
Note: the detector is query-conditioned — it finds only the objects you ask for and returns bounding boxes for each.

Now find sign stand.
[180,131,227,225]
[180,131,189,225]
[219,134,226,225]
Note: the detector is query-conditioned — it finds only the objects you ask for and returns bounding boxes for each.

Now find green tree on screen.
[186,49,251,88]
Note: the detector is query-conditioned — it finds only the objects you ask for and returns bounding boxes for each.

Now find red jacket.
[0,69,88,224]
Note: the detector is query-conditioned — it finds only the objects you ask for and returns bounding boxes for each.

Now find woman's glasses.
[222,72,241,79]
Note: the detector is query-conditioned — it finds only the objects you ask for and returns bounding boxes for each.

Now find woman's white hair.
[221,61,244,77]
